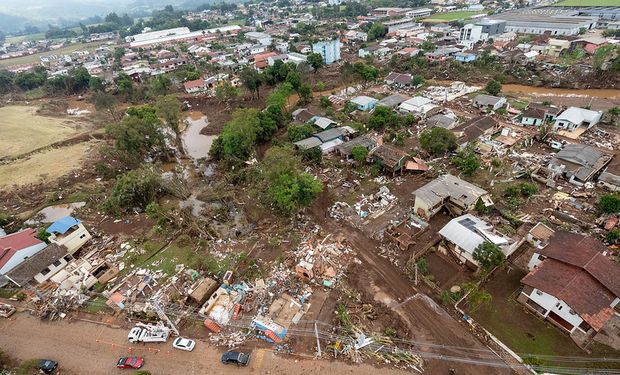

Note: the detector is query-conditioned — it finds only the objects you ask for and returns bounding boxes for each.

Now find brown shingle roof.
[4,244,67,286]
[453,116,498,143]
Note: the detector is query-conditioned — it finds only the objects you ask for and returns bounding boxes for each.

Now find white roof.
[402,96,432,107]
[313,116,337,130]
[524,51,539,58]
[556,107,602,125]
[320,138,344,153]
[439,214,512,265]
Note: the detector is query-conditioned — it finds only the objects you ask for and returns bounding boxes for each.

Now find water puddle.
[182,114,217,161]
[25,202,86,224]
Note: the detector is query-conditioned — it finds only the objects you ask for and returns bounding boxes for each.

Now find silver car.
[172,337,196,351]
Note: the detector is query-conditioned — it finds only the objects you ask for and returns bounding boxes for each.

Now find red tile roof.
[184,78,205,90]
[251,51,277,62]
[0,229,44,270]
[522,231,620,331]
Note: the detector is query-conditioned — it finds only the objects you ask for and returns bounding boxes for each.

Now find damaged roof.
[452,115,498,143]
[522,231,620,331]
[337,136,377,156]
[5,244,67,286]
[372,144,408,169]
[414,174,489,207]
[550,144,611,182]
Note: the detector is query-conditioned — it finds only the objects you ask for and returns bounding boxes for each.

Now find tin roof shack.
[371,144,409,175]
[527,222,555,250]
[548,144,612,186]
[598,155,620,192]
[384,72,413,88]
[517,232,620,350]
[200,285,246,330]
[438,214,517,271]
[337,136,377,160]
[452,116,499,147]
[46,216,92,255]
[427,114,458,129]
[413,174,492,220]
[2,244,69,287]
[377,94,409,109]
[292,108,315,123]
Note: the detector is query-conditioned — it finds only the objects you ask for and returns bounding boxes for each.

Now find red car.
[116,357,144,369]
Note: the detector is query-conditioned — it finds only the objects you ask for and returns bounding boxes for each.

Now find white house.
[245,31,272,46]
[472,94,508,112]
[553,107,602,132]
[46,216,92,255]
[438,214,516,270]
[518,232,620,350]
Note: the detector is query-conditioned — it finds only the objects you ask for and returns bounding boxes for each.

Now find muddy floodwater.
[182,114,217,160]
[501,84,620,100]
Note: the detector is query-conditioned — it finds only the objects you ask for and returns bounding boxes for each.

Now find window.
[538,254,546,261]
[569,309,576,315]
[52,260,62,267]
[535,290,543,296]
[40,267,50,275]
[79,234,86,239]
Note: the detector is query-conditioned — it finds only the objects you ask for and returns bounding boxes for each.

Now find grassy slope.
[0,105,82,158]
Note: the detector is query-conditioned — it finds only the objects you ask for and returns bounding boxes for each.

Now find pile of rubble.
[208,331,248,348]
[328,187,397,225]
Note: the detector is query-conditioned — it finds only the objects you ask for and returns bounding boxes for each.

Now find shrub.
[419,127,458,156]
[600,194,620,214]
[472,241,505,271]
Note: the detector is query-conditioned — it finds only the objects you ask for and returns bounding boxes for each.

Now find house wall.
[523,288,584,333]
[413,197,434,219]
[34,256,70,283]
[0,243,47,274]
[521,116,543,126]
[554,119,577,131]
[49,224,92,255]
[527,252,543,270]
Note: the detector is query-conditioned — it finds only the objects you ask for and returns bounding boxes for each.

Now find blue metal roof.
[46,216,80,235]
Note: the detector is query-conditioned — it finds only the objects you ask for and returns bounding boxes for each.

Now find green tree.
[463,282,492,311]
[116,73,134,98]
[485,80,502,96]
[367,22,386,41]
[420,40,436,52]
[71,66,91,93]
[92,91,119,120]
[100,167,164,214]
[155,95,182,135]
[452,148,480,176]
[88,76,105,92]
[209,109,259,162]
[307,52,324,70]
[215,81,239,101]
[261,146,323,215]
[288,124,315,142]
[149,75,172,96]
[419,127,458,156]
[368,105,400,130]
[297,83,312,105]
[472,242,506,272]
[0,70,15,92]
[607,229,620,244]
[240,67,263,98]
[600,194,620,214]
[351,145,369,163]
[319,96,331,108]
[106,111,165,163]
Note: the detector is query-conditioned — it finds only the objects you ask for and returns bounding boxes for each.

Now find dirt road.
[311,190,513,375]
[0,313,412,375]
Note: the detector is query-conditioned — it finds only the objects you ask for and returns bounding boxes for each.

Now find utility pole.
[314,322,322,357]
[414,261,419,286]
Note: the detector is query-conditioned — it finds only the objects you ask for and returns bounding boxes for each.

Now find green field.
[0,41,107,68]
[552,0,620,6]
[6,33,47,44]
[424,11,486,21]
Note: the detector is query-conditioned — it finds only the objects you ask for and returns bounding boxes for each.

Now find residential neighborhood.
[1,0,620,374]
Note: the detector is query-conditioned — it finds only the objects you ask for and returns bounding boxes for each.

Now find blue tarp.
[46,216,80,234]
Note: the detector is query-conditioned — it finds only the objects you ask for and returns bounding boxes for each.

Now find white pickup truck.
[127,323,171,343]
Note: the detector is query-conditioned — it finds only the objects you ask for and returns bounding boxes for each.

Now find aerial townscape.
[1,0,620,374]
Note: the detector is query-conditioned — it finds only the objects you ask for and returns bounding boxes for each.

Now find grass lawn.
[0,105,83,158]
[0,141,95,189]
[472,268,620,371]
[424,11,485,21]
[0,41,107,68]
[508,98,529,111]
[82,296,113,314]
[552,0,620,6]
[6,33,46,44]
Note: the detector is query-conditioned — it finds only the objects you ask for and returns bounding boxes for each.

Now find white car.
[172,337,196,352]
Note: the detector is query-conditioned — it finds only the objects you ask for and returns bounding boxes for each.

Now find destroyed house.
[548,144,611,185]
[46,216,92,255]
[377,94,408,109]
[472,94,507,112]
[438,214,516,270]
[337,136,377,159]
[598,155,620,192]
[413,174,492,219]
[371,144,409,175]
[427,114,457,129]
[518,232,620,350]
[452,115,499,146]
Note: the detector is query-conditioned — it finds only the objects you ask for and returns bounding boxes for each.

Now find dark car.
[221,351,250,366]
[116,356,144,369]
[38,359,58,374]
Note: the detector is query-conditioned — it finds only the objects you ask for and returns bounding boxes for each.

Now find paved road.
[0,313,412,375]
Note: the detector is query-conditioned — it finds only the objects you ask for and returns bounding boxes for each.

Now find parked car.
[38,359,58,374]
[127,327,143,343]
[172,337,196,351]
[221,351,250,366]
[116,357,144,369]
